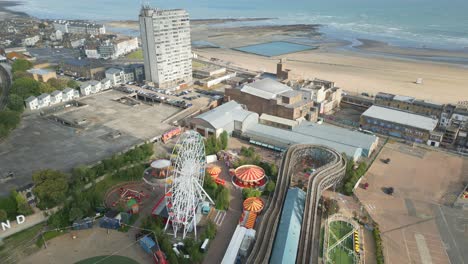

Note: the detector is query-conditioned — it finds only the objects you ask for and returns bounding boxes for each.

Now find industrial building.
[288,78,343,114]
[139,6,192,88]
[61,59,105,80]
[374,92,443,118]
[27,68,57,82]
[189,101,259,138]
[361,105,439,145]
[190,101,378,160]
[270,188,305,264]
[225,78,316,121]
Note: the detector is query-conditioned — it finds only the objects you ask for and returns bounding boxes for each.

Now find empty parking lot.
[356,142,467,264]
[0,90,180,196]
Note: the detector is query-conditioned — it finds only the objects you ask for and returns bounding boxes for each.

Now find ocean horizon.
[5,0,468,51]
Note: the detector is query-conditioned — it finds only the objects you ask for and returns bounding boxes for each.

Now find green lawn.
[75,255,139,264]
[0,223,45,261]
[327,221,355,264]
[125,49,143,60]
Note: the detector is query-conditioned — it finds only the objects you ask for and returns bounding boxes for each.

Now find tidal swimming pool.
[233,41,317,57]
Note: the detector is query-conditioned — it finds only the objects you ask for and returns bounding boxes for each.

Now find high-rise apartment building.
[139,6,192,89]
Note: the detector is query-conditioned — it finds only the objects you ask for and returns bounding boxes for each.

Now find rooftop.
[51,90,62,96]
[260,113,299,127]
[393,95,415,103]
[37,93,50,100]
[195,101,257,130]
[362,105,439,131]
[280,90,301,98]
[243,123,368,159]
[27,68,54,75]
[25,96,37,103]
[62,87,74,93]
[271,188,306,263]
[241,79,292,100]
[106,68,122,74]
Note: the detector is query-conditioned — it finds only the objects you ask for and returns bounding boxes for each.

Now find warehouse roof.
[27,68,54,75]
[195,101,257,130]
[241,79,292,99]
[271,188,305,263]
[243,123,364,160]
[362,105,438,131]
[260,114,299,128]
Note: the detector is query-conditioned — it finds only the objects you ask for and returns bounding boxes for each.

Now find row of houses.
[24,78,114,110]
[79,79,112,96]
[84,37,139,60]
[25,88,79,110]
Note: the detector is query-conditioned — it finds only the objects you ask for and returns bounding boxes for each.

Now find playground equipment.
[111,187,148,209]
[162,127,182,143]
[164,130,214,239]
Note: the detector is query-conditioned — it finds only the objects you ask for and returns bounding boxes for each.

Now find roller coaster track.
[247,144,346,264]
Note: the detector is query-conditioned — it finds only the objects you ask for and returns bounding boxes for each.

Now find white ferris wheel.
[164,130,213,239]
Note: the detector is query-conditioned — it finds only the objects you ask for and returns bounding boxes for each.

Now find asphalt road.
[0,63,12,110]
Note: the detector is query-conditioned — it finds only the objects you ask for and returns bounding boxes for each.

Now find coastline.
[0,0,29,19]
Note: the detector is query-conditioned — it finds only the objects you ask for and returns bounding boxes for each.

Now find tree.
[32,169,69,209]
[11,59,32,73]
[263,180,276,195]
[0,195,17,219]
[68,207,83,222]
[242,188,262,199]
[13,71,30,80]
[220,131,228,150]
[13,191,33,215]
[38,82,55,93]
[202,220,217,240]
[67,79,80,89]
[323,198,339,216]
[0,110,20,130]
[7,94,25,112]
[0,209,7,222]
[215,186,230,210]
[47,78,68,90]
[11,77,40,99]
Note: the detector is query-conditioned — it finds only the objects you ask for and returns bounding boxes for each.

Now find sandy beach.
[105,19,468,104]
[0,0,28,19]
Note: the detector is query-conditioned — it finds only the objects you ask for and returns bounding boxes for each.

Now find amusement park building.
[270,188,306,263]
[191,101,378,161]
[243,123,375,161]
[190,100,259,137]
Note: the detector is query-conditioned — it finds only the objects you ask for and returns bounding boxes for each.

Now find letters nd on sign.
[1,215,26,231]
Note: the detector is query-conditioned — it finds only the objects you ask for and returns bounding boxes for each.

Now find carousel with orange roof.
[240,197,265,229]
[231,164,268,189]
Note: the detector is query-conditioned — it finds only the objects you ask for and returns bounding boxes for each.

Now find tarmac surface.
[356,142,468,264]
[0,90,180,196]
[19,228,152,264]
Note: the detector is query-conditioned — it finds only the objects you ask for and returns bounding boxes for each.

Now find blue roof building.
[270,188,306,264]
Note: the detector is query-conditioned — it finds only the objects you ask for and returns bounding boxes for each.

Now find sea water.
[6,0,468,50]
[234,42,317,57]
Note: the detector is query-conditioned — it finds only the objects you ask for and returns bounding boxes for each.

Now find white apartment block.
[89,80,102,93]
[114,37,139,58]
[24,96,39,110]
[80,83,92,96]
[80,81,103,96]
[62,88,76,101]
[23,35,40,47]
[37,93,50,108]
[105,68,135,86]
[85,48,100,59]
[101,78,112,90]
[139,6,192,88]
[50,90,63,105]
[53,20,106,35]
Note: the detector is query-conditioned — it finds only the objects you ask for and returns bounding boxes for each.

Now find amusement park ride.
[164,130,214,239]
